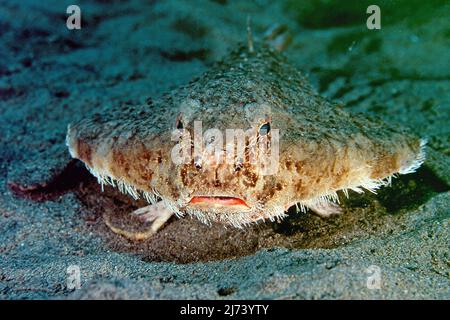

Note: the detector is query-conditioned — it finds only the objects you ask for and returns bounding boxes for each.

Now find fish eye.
[259,122,271,135]
[194,161,202,170]
[194,157,202,170]
[176,118,184,130]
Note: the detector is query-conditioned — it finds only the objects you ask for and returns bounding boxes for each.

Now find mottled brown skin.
[67,44,424,227]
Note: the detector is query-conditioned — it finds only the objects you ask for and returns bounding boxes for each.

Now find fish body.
[67,43,425,232]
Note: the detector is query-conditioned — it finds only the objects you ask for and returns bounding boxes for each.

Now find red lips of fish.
[189,196,250,208]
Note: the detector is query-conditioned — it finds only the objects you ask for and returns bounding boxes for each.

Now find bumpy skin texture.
[66,44,424,227]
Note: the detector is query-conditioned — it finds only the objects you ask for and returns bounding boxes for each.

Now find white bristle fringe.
[83,138,426,228]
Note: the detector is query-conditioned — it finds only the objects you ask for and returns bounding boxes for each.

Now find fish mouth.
[188,196,250,210]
